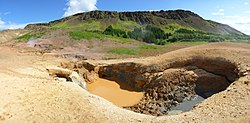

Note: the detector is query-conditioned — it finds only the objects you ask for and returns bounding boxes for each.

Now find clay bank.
[58,55,238,116]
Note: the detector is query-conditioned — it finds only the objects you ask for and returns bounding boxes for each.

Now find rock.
[55,77,67,82]
[168,93,174,99]
[160,107,168,114]
[47,67,72,80]
[47,67,86,88]
[69,72,86,88]
[167,110,182,115]
[243,72,248,76]
[60,61,75,70]
[176,97,183,103]
[78,67,98,83]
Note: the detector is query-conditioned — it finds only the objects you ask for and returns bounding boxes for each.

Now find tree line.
[103,25,245,45]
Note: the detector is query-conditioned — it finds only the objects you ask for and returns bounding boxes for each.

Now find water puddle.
[87,78,144,107]
[168,95,205,115]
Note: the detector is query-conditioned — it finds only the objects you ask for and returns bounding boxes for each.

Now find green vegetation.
[101,23,250,45]
[103,25,128,38]
[46,16,250,45]
[76,21,103,31]
[50,22,69,30]
[174,41,209,45]
[166,28,225,42]
[164,23,195,33]
[66,22,250,45]
[69,29,133,44]
[102,25,169,45]
[49,19,249,45]
[50,21,104,31]
[27,10,250,45]
[16,32,45,42]
[108,48,140,55]
[69,31,104,40]
[139,44,161,49]
[112,20,140,31]
[128,25,169,45]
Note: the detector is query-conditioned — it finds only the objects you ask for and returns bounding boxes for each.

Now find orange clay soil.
[0,42,249,123]
[87,78,144,107]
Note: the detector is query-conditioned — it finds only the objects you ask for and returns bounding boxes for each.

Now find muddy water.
[87,78,144,107]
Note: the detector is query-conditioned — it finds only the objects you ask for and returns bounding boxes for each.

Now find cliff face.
[25,10,244,35]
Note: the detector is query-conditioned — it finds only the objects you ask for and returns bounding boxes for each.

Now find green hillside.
[23,10,250,45]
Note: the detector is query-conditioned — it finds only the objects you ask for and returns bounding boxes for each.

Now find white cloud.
[0,18,27,30]
[245,2,249,5]
[0,18,5,25]
[218,16,250,35]
[212,9,225,16]
[0,12,11,16]
[3,12,11,15]
[63,0,98,17]
[5,23,27,30]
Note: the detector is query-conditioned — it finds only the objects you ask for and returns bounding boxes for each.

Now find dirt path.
[0,42,249,123]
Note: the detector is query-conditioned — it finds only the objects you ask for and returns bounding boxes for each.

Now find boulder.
[47,67,86,88]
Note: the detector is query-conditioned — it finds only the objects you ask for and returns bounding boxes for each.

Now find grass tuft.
[69,31,104,40]
[139,44,161,49]
[108,48,140,55]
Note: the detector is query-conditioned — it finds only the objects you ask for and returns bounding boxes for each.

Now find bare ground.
[0,42,249,123]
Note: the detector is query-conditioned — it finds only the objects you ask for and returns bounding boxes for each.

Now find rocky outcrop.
[125,66,231,116]
[60,61,99,83]
[93,56,238,116]
[57,56,237,116]
[45,43,246,117]
[46,67,86,88]
[53,55,239,116]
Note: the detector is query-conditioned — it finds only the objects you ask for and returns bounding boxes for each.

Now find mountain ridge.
[25,9,245,36]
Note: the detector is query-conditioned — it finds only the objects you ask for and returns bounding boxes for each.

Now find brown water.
[87,78,144,107]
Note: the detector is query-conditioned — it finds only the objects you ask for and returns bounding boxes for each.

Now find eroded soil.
[0,42,249,123]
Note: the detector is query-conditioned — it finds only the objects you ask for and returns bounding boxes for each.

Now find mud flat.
[87,78,144,107]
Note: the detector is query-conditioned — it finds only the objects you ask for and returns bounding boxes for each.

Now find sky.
[0,0,250,35]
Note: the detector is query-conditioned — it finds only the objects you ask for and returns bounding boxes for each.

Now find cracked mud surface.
[0,42,250,123]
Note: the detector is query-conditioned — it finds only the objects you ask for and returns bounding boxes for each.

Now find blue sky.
[0,0,250,35]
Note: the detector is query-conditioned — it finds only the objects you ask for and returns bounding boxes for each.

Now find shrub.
[145,25,165,39]
[103,25,128,38]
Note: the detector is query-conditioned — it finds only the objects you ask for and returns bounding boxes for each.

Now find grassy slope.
[49,19,249,43]
[16,32,45,42]
[16,11,250,60]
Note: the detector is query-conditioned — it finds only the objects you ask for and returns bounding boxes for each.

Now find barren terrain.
[0,42,249,123]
